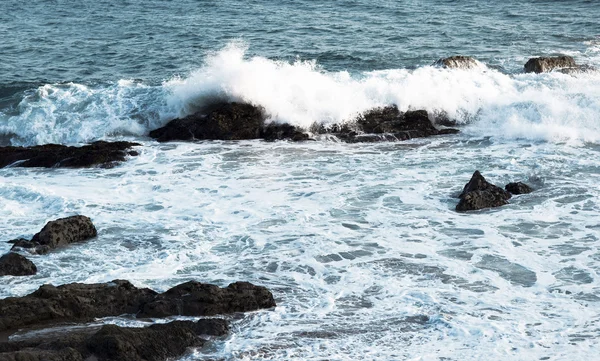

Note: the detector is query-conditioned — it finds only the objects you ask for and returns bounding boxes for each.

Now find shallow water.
[1,0,600,360]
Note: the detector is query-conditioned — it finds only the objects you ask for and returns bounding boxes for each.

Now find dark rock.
[0,253,37,276]
[0,141,140,169]
[0,280,158,332]
[0,280,274,333]
[10,215,97,254]
[328,105,459,143]
[86,323,204,361]
[138,281,276,318]
[524,56,577,73]
[149,102,265,142]
[505,182,533,195]
[434,56,480,69]
[261,123,310,141]
[0,319,228,361]
[456,171,512,211]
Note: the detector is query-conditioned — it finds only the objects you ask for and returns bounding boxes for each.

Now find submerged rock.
[9,215,97,255]
[0,141,140,169]
[434,56,480,69]
[0,319,229,361]
[505,182,533,195]
[0,279,275,333]
[0,253,37,276]
[524,56,577,73]
[456,171,512,211]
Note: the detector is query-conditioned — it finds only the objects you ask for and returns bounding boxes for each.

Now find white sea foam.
[1,43,600,146]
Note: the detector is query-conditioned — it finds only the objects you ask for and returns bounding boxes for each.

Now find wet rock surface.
[434,56,480,69]
[0,280,157,332]
[0,253,37,276]
[149,102,265,141]
[0,280,275,333]
[505,182,533,195]
[9,216,97,255]
[150,102,458,143]
[0,319,229,361]
[524,56,577,73]
[138,281,277,318]
[456,171,512,211]
[324,106,459,142]
[0,141,140,169]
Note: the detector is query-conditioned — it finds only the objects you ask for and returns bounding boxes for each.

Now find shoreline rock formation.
[149,102,459,143]
[0,141,140,169]
[0,280,275,333]
[456,171,512,212]
[434,56,481,70]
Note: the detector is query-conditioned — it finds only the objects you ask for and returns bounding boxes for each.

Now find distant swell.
[1,43,600,146]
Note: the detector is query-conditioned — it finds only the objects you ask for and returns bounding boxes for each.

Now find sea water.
[1,1,600,360]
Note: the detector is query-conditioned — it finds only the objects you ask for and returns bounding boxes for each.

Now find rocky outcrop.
[434,56,480,69]
[0,319,229,361]
[149,102,265,142]
[524,56,577,73]
[332,106,459,142]
[0,280,157,332]
[456,171,512,211]
[0,141,140,169]
[149,102,458,144]
[138,281,277,317]
[0,280,275,333]
[0,253,37,276]
[9,216,97,255]
[505,182,533,195]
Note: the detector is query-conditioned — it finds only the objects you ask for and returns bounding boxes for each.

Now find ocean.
[1,0,600,360]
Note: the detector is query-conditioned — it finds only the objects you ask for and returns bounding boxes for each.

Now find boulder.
[0,319,229,361]
[149,102,265,142]
[0,280,275,333]
[505,182,533,195]
[138,281,277,318]
[0,141,140,169]
[10,215,97,254]
[456,171,512,211]
[0,253,37,276]
[434,56,481,69]
[524,56,577,73]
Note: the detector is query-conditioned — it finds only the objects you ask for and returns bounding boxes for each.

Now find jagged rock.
[505,182,533,195]
[149,102,265,142]
[524,56,577,73]
[149,102,458,144]
[0,280,158,332]
[331,106,459,143]
[0,141,140,168]
[0,319,229,361]
[434,56,480,69]
[0,253,37,276]
[0,280,274,333]
[261,123,310,141]
[456,171,512,211]
[10,215,97,254]
[138,281,277,318]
